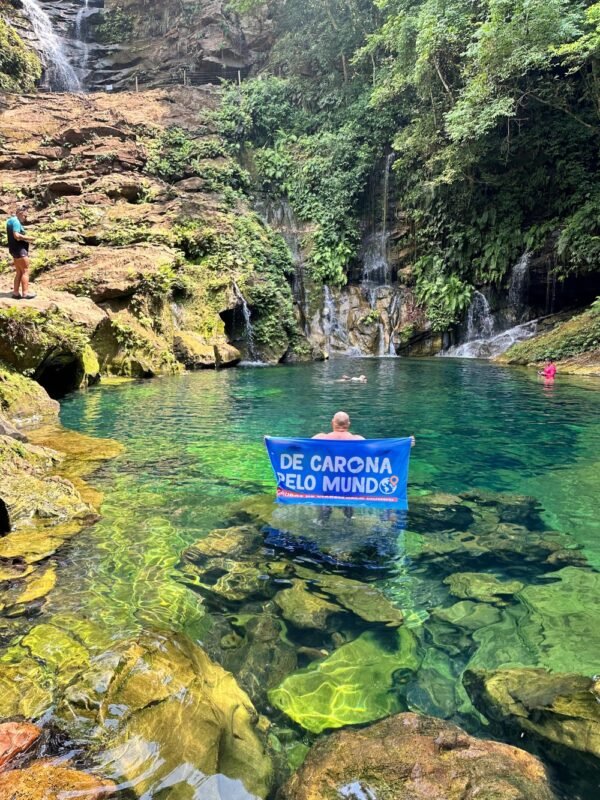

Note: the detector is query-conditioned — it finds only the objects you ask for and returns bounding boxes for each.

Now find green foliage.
[0,306,90,364]
[225,0,600,326]
[504,300,600,362]
[413,258,473,331]
[145,127,249,191]
[557,192,600,274]
[94,8,134,44]
[0,16,42,92]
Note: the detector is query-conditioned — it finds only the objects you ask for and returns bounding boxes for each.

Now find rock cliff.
[0,89,308,393]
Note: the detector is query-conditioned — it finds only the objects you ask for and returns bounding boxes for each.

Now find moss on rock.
[0,17,42,93]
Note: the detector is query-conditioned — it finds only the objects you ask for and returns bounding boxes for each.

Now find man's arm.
[13,231,33,242]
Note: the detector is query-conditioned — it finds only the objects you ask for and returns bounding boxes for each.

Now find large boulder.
[0,435,93,528]
[0,289,106,394]
[278,712,558,800]
[464,668,600,759]
[36,244,180,303]
[0,364,59,428]
[269,629,420,734]
[92,633,273,798]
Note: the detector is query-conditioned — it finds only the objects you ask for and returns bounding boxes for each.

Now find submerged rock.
[274,580,343,631]
[431,599,503,631]
[95,632,273,798]
[269,628,419,734]
[465,668,600,758]
[516,567,600,673]
[278,712,558,800]
[183,525,263,562]
[0,760,116,798]
[295,567,404,627]
[444,571,524,604]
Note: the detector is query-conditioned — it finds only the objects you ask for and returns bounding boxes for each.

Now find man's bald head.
[332,411,350,431]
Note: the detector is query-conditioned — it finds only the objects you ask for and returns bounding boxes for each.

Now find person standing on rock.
[6,206,36,300]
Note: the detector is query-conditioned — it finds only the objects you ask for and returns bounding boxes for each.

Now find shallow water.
[16,359,600,795]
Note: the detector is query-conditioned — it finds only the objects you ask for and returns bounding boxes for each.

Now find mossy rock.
[96,632,273,798]
[0,657,53,720]
[0,17,42,93]
[274,580,344,631]
[431,600,503,631]
[269,628,420,734]
[0,760,116,799]
[278,712,558,800]
[1,434,93,529]
[464,668,600,759]
[444,572,524,605]
[21,623,90,685]
[183,525,262,562]
[0,363,59,427]
[516,566,600,674]
[296,566,404,627]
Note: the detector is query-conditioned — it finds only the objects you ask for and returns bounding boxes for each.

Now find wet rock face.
[30,0,272,92]
[278,712,558,800]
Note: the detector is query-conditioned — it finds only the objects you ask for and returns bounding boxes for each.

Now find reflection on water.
[5,358,600,797]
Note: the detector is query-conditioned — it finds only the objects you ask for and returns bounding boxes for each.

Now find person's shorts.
[9,248,29,260]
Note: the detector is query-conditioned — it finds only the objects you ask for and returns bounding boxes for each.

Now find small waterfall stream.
[75,0,90,74]
[508,251,530,322]
[233,281,259,363]
[22,0,82,91]
[442,253,537,359]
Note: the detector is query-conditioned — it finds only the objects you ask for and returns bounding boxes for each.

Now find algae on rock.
[269,628,420,734]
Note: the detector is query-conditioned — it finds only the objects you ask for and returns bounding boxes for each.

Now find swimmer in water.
[312,411,415,520]
[538,360,557,380]
[335,374,367,383]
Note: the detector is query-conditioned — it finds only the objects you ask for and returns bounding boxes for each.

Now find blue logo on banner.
[264,437,412,509]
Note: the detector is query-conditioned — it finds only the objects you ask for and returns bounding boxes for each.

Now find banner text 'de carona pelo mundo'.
[264,437,412,508]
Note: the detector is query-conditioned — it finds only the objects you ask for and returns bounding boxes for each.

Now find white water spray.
[75,0,90,73]
[22,0,82,91]
[233,281,259,362]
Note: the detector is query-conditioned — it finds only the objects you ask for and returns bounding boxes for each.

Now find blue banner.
[264,437,412,508]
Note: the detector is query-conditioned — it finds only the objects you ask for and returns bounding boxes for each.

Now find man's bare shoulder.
[352,434,365,440]
[312,433,328,439]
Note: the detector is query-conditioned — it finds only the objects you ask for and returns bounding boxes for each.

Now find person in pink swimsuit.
[539,360,557,379]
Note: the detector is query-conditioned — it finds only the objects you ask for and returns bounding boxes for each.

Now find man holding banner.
[264,410,415,510]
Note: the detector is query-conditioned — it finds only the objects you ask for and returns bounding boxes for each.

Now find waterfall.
[22,0,82,92]
[465,291,495,341]
[322,285,336,356]
[75,0,90,74]
[362,153,395,285]
[233,282,258,362]
[442,288,538,359]
[441,320,538,359]
[508,251,530,322]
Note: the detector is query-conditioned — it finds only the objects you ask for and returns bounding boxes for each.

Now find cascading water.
[22,0,82,91]
[75,0,90,74]
[466,291,495,341]
[508,251,530,322]
[322,285,336,356]
[362,153,395,285]
[233,282,259,363]
[442,260,538,359]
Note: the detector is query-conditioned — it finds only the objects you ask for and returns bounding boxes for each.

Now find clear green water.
[45,359,600,795]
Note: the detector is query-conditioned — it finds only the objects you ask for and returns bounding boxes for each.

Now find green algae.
[444,572,524,605]
[269,628,420,734]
